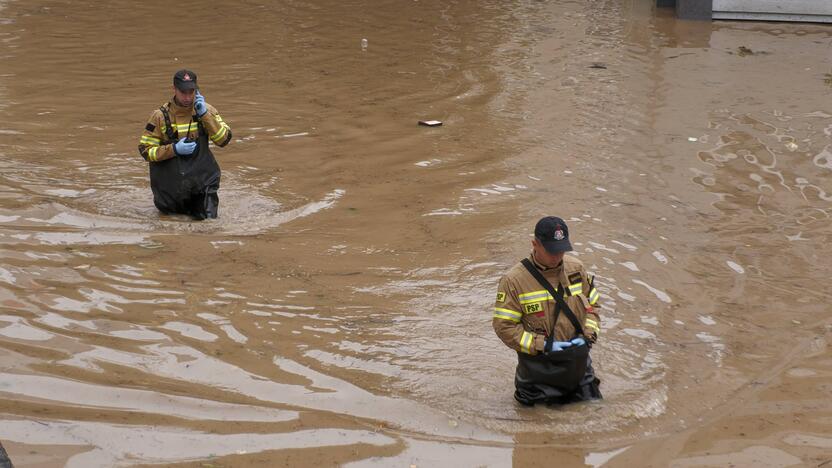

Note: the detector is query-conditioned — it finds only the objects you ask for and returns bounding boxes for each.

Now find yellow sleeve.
[492,276,545,355]
[137,110,175,162]
[200,104,232,147]
[582,266,601,340]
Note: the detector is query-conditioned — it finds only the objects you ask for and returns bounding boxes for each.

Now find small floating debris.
[738,46,754,56]
[418,120,442,127]
[589,63,607,69]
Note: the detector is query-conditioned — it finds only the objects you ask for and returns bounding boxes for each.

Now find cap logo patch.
[554,229,564,240]
[183,73,191,81]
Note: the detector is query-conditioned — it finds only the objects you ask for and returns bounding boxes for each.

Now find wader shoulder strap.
[159,105,178,143]
[521,259,585,339]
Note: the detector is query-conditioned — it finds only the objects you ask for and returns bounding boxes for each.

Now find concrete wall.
[658,0,832,22]
[713,0,832,23]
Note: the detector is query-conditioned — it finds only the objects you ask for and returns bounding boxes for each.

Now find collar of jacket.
[529,252,563,273]
[168,97,194,116]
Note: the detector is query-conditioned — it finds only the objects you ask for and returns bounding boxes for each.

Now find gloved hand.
[570,337,586,347]
[174,137,196,156]
[546,340,574,352]
[587,332,598,345]
[194,90,208,118]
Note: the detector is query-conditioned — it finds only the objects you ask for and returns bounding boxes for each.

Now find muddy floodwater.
[1,0,831,466]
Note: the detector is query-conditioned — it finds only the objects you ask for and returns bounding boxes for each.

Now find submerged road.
[0,0,830,466]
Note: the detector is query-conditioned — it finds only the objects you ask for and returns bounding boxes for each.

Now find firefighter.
[493,216,602,406]
[137,69,232,220]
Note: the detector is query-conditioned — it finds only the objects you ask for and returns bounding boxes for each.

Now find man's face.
[532,238,565,267]
[173,86,196,107]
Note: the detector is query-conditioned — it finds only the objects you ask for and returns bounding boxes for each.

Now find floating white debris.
[726,261,745,274]
[652,250,668,264]
[688,137,698,142]
[418,120,442,127]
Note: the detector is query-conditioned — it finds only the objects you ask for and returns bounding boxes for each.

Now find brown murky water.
[1,0,831,466]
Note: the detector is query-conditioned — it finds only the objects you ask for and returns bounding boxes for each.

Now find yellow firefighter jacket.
[493,253,601,356]
[137,98,231,163]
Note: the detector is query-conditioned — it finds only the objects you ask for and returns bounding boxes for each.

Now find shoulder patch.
[496,291,506,303]
[568,272,583,284]
[145,123,156,132]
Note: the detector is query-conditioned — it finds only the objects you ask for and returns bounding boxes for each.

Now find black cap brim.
[540,239,573,253]
[174,81,197,91]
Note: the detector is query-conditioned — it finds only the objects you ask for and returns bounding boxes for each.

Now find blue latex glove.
[547,340,574,352]
[570,337,586,347]
[194,90,208,118]
[174,137,196,156]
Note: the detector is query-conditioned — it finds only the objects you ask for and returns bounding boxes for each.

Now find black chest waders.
[149,106,221,220]
[513,259,602,406]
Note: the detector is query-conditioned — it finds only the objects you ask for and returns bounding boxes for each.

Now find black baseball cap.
[534,216,573,253]
[173,69,198,91]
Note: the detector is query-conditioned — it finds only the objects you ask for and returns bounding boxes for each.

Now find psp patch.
[524,302,543,314]
[496,292,506,303]
[145,123,156,132]
[568,272,583,285]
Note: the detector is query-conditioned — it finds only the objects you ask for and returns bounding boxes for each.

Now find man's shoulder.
[502,260,530,281]
[146,105,169,122]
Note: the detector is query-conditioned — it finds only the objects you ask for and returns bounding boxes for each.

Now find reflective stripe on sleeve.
[148,146,158,162]
[520,331,534,354]
[585,318,600,333]
[140,135,161,145]
[210,124,228,144]
[568,282,582,296]
[588,287,600,305]
[493,307,522,323]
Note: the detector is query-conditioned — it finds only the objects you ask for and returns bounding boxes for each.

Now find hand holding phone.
[194,90,207,118]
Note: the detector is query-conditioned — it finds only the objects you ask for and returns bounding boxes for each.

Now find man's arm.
[582,266,601,343]
[200,103,232,147]
[137,110,176,162]
[492,276,545,355]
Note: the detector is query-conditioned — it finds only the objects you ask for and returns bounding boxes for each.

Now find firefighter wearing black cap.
[137,69,232,219]
[493,216,602,406]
